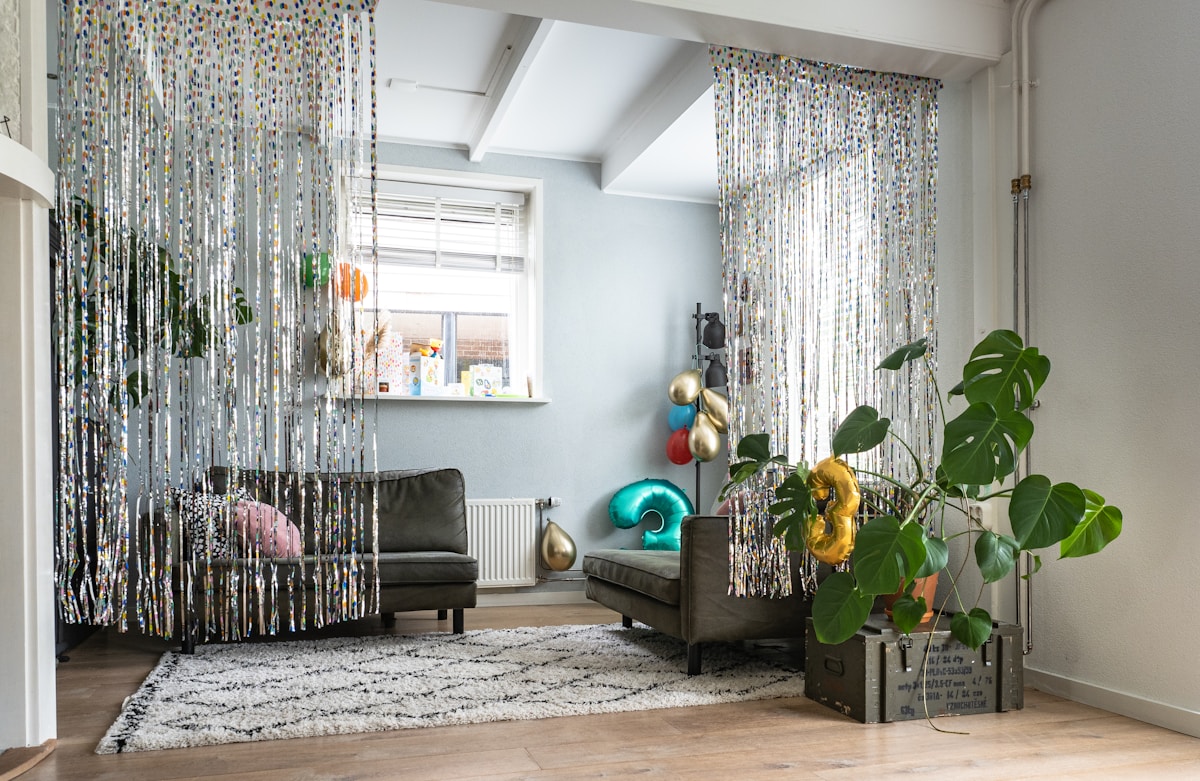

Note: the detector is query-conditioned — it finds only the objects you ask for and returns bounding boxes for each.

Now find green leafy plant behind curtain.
[711,46,940,598]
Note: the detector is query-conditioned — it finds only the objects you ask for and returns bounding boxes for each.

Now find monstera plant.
[723,329,1123,649]
[63,196,253,408]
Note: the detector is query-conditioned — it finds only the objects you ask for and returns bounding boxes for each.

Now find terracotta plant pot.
[882,571,940,624]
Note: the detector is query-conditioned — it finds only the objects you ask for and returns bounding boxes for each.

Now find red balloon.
[666,428,692,465]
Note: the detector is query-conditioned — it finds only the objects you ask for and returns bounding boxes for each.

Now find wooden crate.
[804,615,1023,723]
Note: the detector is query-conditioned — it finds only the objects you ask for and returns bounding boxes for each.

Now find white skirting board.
[1024,668,1200,738]
[476,589,590,608]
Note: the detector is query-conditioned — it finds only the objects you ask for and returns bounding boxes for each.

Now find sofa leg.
[181,625,196,655]
[621,615,633,629]
[437,609,448,621]
[452,609,464,634]
[687,643,702,676]
[381,612,396,628]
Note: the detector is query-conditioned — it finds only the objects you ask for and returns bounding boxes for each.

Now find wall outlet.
[969,502,995,530]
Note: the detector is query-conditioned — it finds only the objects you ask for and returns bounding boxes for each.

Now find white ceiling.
[375,0,1011,203]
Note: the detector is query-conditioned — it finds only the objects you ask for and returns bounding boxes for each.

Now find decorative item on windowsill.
[404,338,445,396]
[318,307,394,397]
[721,330,1124,650]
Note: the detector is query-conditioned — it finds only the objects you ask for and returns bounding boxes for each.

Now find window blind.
[351,179,526,272]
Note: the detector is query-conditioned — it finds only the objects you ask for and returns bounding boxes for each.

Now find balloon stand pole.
[694,302,703,511]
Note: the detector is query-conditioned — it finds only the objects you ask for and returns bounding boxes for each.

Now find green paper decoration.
[303,251,333,287]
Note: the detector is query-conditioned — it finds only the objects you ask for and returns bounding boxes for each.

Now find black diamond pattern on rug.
[97,623,804,753]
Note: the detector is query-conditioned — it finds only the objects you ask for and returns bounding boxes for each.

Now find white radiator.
[465,498,539,588]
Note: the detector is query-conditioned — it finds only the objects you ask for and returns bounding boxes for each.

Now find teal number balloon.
[608,479,695,551]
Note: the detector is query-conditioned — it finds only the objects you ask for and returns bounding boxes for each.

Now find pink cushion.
[232,500,302,557]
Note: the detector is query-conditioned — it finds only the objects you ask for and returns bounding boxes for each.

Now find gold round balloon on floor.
[540,520,577,571]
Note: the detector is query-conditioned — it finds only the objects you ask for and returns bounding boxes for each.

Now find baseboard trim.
[1025,668,1200,738]
[477,590,590,607]
[0,739,56,781]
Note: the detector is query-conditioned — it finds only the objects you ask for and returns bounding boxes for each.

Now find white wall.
[982,0,1200,735]
[0,0,54,754]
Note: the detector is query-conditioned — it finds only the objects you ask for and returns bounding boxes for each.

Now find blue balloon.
[608,479,695,551]
[668,403,696,431]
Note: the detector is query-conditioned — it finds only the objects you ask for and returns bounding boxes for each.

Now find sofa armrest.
[678,514,810,644]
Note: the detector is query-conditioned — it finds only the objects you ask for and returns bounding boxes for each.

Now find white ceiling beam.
[435,0,1009,81]
[601,42,711,193]
[468,17,555,162]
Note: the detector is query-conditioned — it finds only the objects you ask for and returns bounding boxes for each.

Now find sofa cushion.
[374,468,468,554]
[582,550,681,606]
[206,467,469,556]
[375,551,478,584]
[170,488,236,559]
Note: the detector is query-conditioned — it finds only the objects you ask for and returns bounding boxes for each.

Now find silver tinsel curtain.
[713,47,939,598]
[54,0,378,640]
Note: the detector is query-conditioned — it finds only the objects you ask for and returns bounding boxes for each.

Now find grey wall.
[971,0,1200,734]
[372,143,726,562]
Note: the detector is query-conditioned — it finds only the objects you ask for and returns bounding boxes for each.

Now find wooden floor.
[17,603,1200,781]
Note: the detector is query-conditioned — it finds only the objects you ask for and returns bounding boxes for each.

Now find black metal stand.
[693,303,703,509]
[690,302,727,512]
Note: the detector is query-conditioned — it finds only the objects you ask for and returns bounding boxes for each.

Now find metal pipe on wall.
[1008,0,1051,656]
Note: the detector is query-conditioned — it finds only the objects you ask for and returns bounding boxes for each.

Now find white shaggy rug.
[97,623,804,753]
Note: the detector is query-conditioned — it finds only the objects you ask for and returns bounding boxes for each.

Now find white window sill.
[328,392,550,404]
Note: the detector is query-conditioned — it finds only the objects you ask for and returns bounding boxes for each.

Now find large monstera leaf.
[768,473,816,552]
[831,405,891,456]
[951,608,995,650]
[849,516,926,596]
[721,433,792,499]
[876,337,929,370]
[1060,489,1123,558]
[811,571,873,645]
[1009,475,1086,549]
[940,402,1034,486]
[956,329,1051,413]
[975,530,1020,583]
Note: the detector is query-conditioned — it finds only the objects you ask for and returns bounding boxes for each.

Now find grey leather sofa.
[178,466,477,651]
[582,514,812,674]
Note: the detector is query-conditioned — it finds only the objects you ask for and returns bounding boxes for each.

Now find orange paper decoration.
[335,265,369,302]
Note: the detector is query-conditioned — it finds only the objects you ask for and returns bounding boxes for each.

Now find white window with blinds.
[346,167,543,399]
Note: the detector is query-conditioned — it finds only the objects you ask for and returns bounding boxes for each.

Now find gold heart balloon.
[667,369,702,405]
[539,520,577,571]
[699,388,729,433]
[688,410,722,462]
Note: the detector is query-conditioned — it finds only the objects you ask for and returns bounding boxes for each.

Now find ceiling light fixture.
[385,78,485,97]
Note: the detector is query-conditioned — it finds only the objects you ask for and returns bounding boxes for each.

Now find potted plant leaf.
[61,196,254,409]
[722,329,1123,649]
